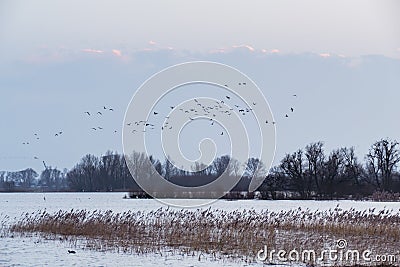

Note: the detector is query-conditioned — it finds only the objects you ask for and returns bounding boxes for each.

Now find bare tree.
[260,166,286,199]
[127,151,149,182]
[20,168,38,188]
[149,155,162,177]
[323,149,344,198]
[0,171,5,189]
[212,155,231,177]
[66,154,99,191]
[163,156,174,181]
[192,161,209,176]
[245,158,267,178]
[280,149,309,198]
[366,138,400,191]
[40,167,62,190]
[340,147,363,185]
[305,141,325,196]
[228,157,242,179]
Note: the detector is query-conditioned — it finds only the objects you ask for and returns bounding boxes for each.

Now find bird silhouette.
[34,156,39,160]
[97,111,102,115]
[103,106,107,110]
[109,108,114,111]
[153,112,158,115]
[291,107,294,112]
[85,111,90,116]
[285,114,289,118]
[226,96,230,100]
[98,127,103,130]
[293,94,297,97]
[220,132,224,135]
[91,128,97,130]
[68,250,76,254]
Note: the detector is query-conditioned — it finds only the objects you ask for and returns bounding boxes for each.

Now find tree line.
[1,138,399,200]
[65,151,264,193]
[0,167,68,191]
[261,139,400,199]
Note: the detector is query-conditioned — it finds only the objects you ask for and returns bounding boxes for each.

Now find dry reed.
[8,206,400,266]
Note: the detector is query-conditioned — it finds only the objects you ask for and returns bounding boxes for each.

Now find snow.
[0,236,263,267]
[0,192,399,266]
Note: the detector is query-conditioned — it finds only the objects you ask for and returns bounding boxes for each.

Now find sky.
[0,0,400,173]
[1,0,399,59]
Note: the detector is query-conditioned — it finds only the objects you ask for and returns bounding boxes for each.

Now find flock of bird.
[19,81,297,167]
[20,105,116,166]
[125,82,297,136]
[84,106,118,133]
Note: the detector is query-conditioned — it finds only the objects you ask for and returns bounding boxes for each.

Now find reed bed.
[0,214,10,238]
[9,206,400,266]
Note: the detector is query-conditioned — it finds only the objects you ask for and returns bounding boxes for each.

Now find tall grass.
[9,206,400,266]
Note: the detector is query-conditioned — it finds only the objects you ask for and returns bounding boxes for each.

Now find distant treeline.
[1,138,400,200]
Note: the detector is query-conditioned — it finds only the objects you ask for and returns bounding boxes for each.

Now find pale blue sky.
[1,0,399,59]
[0,1,399,172]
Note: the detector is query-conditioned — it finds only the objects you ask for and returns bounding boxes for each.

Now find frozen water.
[1,193,399,266]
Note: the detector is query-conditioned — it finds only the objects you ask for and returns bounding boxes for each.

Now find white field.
[1,193,399,267]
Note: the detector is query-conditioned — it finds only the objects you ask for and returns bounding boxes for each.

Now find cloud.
[270,49,279,54]
[112,49,122,57]
[232,44,255,52]
[82,48,104,54]
[261,49,268,53]
[148,40,157,45]
[319,53,330,58]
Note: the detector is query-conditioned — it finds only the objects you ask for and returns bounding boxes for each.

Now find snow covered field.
[1,193,399,266]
